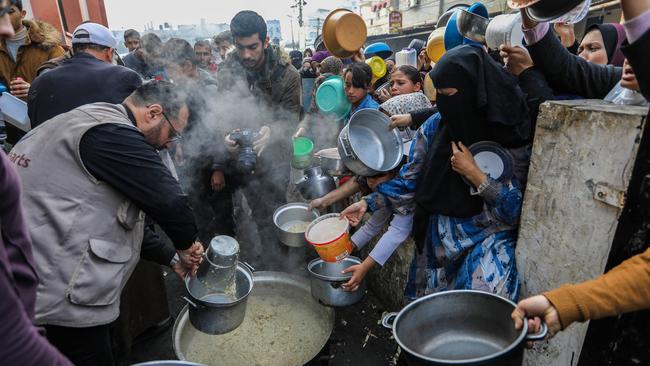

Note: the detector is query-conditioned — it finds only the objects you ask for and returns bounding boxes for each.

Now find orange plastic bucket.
[306,214,353,262]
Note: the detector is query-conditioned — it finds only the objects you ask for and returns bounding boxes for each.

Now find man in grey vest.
[9,80,204,366]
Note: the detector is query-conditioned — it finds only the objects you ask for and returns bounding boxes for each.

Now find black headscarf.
[586,23,627,67]
[413,45,531,246]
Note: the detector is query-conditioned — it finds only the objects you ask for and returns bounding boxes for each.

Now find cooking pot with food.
[273,203,320,247]
[305,213,353,262]
[382,290,548,366]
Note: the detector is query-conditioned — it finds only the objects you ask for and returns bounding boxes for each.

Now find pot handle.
[182,296,199,309]
[241,261,256,273]
[338,134,355,159]
[525,321,549,342]
[381,312,398,330]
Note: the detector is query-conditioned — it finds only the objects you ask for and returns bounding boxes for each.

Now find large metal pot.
[183,262,253,335]
[382,290,547,366]
[173,271,335,366]
[273,203,320,247]
[307,256,365,307]
[337,109,403,176]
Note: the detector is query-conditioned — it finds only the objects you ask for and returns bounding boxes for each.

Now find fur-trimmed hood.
[23,19,63,49]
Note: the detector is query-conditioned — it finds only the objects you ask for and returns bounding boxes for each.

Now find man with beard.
[217,10,301,261]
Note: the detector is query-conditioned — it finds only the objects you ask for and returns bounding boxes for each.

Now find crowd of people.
[0,0,649,364]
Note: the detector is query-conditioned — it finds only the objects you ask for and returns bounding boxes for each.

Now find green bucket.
[293,137,314,169]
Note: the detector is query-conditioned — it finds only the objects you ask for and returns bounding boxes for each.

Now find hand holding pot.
[451,141,487,188]
[553,23,576,48]
[253,126,271,156]
[340,200,368,227]
[309,197,329,211]
[341,257,374,292]
[389,114,412,130]
[499,45,534,76]
[376,88,391,103]
[178,241,204,275]
[512,295,561,347]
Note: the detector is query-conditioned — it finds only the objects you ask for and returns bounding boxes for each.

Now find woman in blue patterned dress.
[407,44,534,303]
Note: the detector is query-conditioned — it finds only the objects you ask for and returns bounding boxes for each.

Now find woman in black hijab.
[405,45,532,302]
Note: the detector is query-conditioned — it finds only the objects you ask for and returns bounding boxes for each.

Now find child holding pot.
[339,112,441,292]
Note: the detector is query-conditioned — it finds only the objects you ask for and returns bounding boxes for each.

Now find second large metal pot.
[307,256,365,306]
[183,262,253,335]
[338,109,403,176]
[382,290,547,366]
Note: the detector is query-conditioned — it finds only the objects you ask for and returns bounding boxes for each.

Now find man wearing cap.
[27,22,142,127]
[0,0,64,144]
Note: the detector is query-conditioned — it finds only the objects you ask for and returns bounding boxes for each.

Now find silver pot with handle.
[337,109,403,176]
[381,290,548,366]
[307,256,365,307]
[183,262,254,335]
[273,203,320,247]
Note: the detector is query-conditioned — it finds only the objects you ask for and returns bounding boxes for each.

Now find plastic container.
[316,76,352,121]
[366,56,387,82]
[485,13,524,50]
[305,214,353,263]
[426,27,446,62]
[293,137,314,169]
[395,48,417,68]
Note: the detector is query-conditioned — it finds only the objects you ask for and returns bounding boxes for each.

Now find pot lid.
[462,141,515,185]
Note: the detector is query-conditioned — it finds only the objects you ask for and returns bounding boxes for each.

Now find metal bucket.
[183,263,253,335]
[307,256,366,306]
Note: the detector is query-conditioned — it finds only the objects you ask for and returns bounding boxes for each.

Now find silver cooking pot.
[174,271,335,366]
[183,262,254,335]
[307,256,366,307]
[337,109,403,176]
[273,203,320,247]
[382,290,547,366]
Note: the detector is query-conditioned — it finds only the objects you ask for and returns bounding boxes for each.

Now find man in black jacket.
[27,22,142,127]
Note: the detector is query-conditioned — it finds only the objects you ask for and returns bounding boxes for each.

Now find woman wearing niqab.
[405,45,532,302]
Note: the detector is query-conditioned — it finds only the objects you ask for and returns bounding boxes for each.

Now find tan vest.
[10,103,145,327]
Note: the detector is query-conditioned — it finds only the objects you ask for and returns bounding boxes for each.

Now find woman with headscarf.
[405,44,533,302]
[578,23,627,67]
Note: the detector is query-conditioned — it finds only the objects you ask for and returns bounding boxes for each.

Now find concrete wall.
[516,100,648,366]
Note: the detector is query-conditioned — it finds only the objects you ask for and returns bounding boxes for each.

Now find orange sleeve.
[543,247,650,329]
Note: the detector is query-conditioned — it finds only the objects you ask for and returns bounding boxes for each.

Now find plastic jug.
[395,48,417,68]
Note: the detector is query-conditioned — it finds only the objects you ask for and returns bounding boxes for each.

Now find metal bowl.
[456,9,489,44]
[273,203,320,247]
[307,256,366,307]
